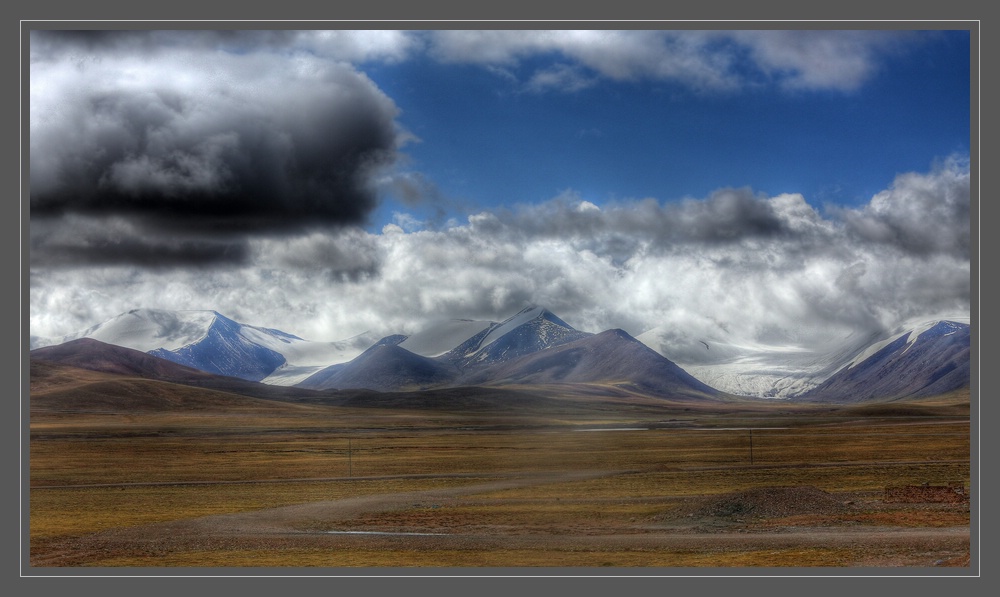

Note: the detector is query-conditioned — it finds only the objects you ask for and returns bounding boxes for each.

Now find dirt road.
[29,469,972,569]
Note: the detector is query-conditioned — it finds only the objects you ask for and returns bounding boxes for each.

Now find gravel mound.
[695,486,849,519]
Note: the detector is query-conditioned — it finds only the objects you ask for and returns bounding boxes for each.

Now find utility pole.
[749,428,754,465]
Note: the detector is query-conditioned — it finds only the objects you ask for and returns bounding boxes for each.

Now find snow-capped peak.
[33,308,383,385]
[635,316,972,399]
[475,306,571,352]
[844,318,969,370]
[42,308,220,353]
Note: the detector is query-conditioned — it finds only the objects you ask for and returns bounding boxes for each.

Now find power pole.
[749,428,754,465]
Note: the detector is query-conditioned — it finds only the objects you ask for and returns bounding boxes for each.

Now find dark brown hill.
[28,359,318,414]
[29,338,340,406]
[30,338,215,382]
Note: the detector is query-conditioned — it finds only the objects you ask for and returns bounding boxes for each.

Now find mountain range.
[29,306,972,403]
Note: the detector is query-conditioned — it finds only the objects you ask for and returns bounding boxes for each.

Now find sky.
[27,28,973,355]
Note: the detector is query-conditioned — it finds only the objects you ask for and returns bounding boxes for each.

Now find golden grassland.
[27,382,972,569]
[88,546,868,568]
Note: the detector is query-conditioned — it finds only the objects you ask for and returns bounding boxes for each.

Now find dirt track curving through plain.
[29,468,972,569]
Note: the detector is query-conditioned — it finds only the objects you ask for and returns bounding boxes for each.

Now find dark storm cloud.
[674,188,788,241]
[30,30,406,265]
[486,187,812,254]
[34,237,251,269]
[470,167,969,273]
[29,30,300,57]
[29,216,252,268]
[29,30,418,62]
[256,229,383,282]
[30,55,399,229]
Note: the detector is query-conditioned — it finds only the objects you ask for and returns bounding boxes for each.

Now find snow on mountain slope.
[259,364,330,386]
[474,307,571,355]
[34,308,379,384]
[241,327,378,366]
[635,326,853,398]
[35,306,970,400]
[256,330,381,385]
[439,306,591,369]
[841,316,971,371]
[675,335,881,398]
[637,316,971,399]
[397,319,494,357]
[802,319,971,402]
[147,314,288,381]
[33,309,217,352]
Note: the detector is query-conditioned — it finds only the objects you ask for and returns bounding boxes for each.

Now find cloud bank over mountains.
[28,29,971,356]
[30,156,970,351]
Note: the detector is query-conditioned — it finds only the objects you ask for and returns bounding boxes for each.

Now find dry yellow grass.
[29,477,493,539]
[28,388,972,569]
[87,546,868,568]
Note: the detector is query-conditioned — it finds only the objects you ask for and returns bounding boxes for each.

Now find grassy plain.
[27,373,972,570]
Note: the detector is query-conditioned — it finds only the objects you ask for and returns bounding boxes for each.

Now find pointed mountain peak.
[474,306,577,351]
[371,334,409,349]
[505,305,546,322]
[502,305,575,330]
[350,334,410,360]
[598,328,636,342]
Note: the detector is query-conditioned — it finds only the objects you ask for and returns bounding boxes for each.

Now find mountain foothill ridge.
[29,305,971,403]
